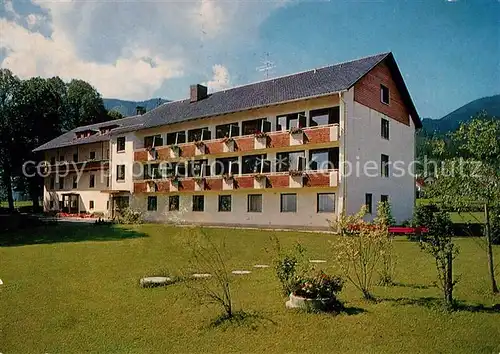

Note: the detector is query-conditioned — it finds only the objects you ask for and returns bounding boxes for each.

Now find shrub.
[116,208,143,224]
[375,202,396,286]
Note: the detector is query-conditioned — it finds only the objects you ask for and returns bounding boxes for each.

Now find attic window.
[380,85,390,105]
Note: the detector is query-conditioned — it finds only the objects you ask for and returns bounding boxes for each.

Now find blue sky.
[1,0,498,119]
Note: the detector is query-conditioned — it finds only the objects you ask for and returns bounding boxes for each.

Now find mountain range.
[421,94,500,134]
[103,95,500,134]
[103,98,170,117]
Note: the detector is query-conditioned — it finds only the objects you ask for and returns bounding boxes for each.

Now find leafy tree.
[427,114,500,293]
[107,110,124,120]
[65,79,108,129]
[0,69,23,211]
[375,201,396,285]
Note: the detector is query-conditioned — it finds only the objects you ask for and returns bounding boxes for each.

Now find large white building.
[34,52,420,229]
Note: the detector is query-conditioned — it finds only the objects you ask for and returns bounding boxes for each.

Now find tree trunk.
[445,252,453,306]
[29,175,42,213]
[2,165,14,211]
[484,203,499,294]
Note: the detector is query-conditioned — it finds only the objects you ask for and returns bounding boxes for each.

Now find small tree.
[331,207,391,300]
[270,234,310,296]
[375,201,396,286]
[187,228,234,319]
[416,205,459,309]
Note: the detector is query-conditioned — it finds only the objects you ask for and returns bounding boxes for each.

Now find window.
[147,196,157,211]
[166,131,186,145]
[381,154,389,177]
[73,153,78,162]
[276,112,306,131]
[116,165,125,181]
[50,157,56,165]
[117,137,126,152]
[381,195,389,203]
[72,176,78,189]
[188,128,211,142]
[242,154,270,174]
[58,177,64,189]
[106,176,110,188]
[247,194,262,212]
[106,200,109,210]
[188,159,210,177]
[114,196,129,210]
[218,195,232,212]
[144,134,163,148]
[49,177,55,189]
[365,193,373,214]
[193,195,204,212]
[89,151,96,160]
[49,200,54,209]
[169,196,179,211]
[59,155,65,162]
[89,174,95,188]
[216,123,239,139]
[381,118,390,140]
[280,193,297,212]
[89,200,94,209]
[276,151,305,172]
[317,193,335,213]
[144,164,161,180]
[215,157,239,175]
[380,84,390,105]
[309,107,340,127]
[309,148,338,170]
[242,118,270,135]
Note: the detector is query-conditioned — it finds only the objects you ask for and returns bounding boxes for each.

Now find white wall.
[132,189,338,229]
[109,132,140,193]
[343,87,415,223]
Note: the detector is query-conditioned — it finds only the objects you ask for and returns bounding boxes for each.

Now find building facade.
[34,52,420,229]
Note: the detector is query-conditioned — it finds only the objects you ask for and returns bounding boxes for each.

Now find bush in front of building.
[115,208,143,224]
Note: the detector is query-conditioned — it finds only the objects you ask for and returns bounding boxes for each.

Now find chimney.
[136,106,146,115]
[190,84,208,103]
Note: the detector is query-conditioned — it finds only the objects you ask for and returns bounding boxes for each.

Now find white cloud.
[0,0,285,99]
[206,64,231,92]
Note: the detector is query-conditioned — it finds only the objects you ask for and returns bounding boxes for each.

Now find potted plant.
[194,140,205,148]
[222,173,234,181]
[289,127,303,135]
[169,174,180,184]
[288,169,305,177]
[286,271,344,312]
[254,130,268,139]
[193,176,205,184]
[253,173,266,180]
[222,135,234,144]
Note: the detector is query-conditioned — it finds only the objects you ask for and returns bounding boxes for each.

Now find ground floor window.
[169,196,179,211]
[218,195,232,212]
[317,193,335,213]
[247,194,262,212]
[89,200,94,210]
[114,196,129,210]
[193,195,204,212]
[147,196,157,211]
[365,193,373,214]
[280,193,297,212]
[49,200,54,209]
[381,195,389,203]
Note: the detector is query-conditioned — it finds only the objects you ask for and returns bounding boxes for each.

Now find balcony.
[44,160,109,174]
[133,124,340,162]
[132,169,338,193]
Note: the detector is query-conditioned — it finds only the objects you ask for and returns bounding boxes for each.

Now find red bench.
[388,226,428,235]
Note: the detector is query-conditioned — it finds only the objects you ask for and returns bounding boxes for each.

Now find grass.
[417,198,485,224]
[1,223,499,353]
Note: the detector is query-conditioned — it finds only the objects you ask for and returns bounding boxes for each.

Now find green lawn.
[1,223,499,353]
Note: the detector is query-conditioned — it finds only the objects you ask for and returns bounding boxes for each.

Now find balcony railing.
[43,159,110,174]
[134,124,340,162]
[133,169,338,193]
